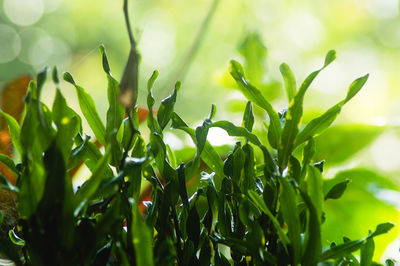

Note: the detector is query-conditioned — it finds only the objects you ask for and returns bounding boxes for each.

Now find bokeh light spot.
[370,132,400,172]
[140,9,176,68]
[283,12,325,49]
[29,35,54,67]
[18,28,55,68]
[164,132,184,150]
[43,0,63,13]
[366,0,398,18]
[208,127,236,146]
[0,24,21,63]
[4,0,44,26]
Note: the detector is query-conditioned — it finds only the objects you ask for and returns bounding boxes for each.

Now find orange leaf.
[0,75,31,185]
[0,75,31,130]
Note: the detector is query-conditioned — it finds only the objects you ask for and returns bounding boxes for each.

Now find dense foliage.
[0,45,395,265]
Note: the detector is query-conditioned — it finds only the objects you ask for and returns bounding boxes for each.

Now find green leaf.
[214,248,231,266]
[208,104,217,120]
[195,117,212,157]
[18,151,45,217]
[210,120,277,175]
[360,238,374,266]
[64,72,106,145]
[171,113,224,188]
[307,165,324,222]
[325,179,349,200]
[242,143,255,193]
[314,124,383,165]
[344,74,369,103]
[52,66,60,85]
[130,134,146,158]
[279,50,336,170]
[226,143,245,184]
[368,223,394,239]
[248,190,290,251]
[299,138,316,186]
[288,156,301,184]
[149,132,167,177]
[211,120,261,146]
[99,45,111,74]
[0,110,22,155]
[230,60,281,148]
[8,229,25,246]
[177,163,189,208]
[0,173,18,192]
[321,221,392,262]
[322,168,398,259]
[294,74,369,147]
[52,90,81,160]
[186,205,201,248]
[148,70,158,92]
[280,63,296,103]
[300,190,322,266]
[386,259,396,266]
[321,239,365,261]
[69,134,113,177]
[100,46,125,167]
[73,147,111,216]
[242,101,254,132]
[52,89,82,134]
[166,144,177,169]
[22,82,55,152]
[36,67,49,99]
[279,177,301,265]
[19,82,54,217]
[0,154,18,176]
[157,81,181,130]
[321,223,393,261]
[121,116,134,151]
[38,140,75,249]
[238,32,267,84]
[131,200,154,266]
[146,71,161,134]
[124,156,147,202]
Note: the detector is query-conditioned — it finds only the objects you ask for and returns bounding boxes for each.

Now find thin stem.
[163,0,220,96]
[123,0,137,50]
[119,0,140,169]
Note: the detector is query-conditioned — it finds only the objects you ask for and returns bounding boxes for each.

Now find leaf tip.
[63,72,76,85]
[324,50,337,66]
[99,45,110,74]
[279,62,288,72]
[98,44,105,53]
[175,81,182,91]
[52,66,59,85]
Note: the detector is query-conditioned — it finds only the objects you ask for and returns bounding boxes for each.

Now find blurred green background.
[1,0,400,262]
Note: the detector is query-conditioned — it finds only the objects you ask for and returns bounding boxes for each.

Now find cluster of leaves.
[0,46,395,265]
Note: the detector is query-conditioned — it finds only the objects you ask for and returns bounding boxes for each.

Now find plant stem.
[120,0,140,110]
[120,0,141,170]
[123,0,137,50]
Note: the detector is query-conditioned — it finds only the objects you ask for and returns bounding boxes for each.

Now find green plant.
[0,43,396,265]
[0,0,397,264]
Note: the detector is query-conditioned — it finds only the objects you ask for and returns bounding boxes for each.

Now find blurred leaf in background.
[323,168,400,261]
[314,124,385,166]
